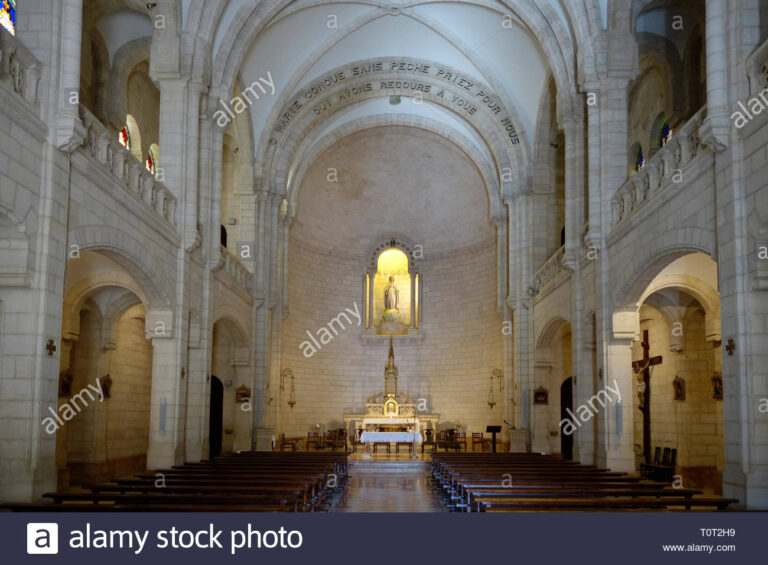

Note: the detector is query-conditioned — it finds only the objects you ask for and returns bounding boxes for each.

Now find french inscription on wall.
[273,59,519,145]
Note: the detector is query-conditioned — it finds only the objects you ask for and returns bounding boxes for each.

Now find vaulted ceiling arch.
[180,0,596,199]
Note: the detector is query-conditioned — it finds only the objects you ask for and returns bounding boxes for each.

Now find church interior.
[1,0,767,513]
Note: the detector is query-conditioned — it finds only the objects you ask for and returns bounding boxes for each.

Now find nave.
[1,450,739,513]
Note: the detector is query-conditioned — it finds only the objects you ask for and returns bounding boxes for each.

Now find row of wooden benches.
[2,452,349,512]
[430,453,738,512]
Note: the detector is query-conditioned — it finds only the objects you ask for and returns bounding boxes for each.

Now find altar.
[360,432,422,444]
[343,338,438,451]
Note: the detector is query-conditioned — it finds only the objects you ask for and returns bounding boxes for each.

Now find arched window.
[145,144,158,175]
[635,146,645,172]
[659,123,672,147]
[118,126,131,150]
[0,0,16,36]
[124,114,142,161]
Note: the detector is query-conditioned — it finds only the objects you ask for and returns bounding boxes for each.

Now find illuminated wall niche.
[363,238,421,337]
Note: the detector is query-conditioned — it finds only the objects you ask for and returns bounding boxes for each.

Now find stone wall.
[278,236,503,437]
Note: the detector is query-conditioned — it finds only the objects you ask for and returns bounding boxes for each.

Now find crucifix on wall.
[632,329,662,464]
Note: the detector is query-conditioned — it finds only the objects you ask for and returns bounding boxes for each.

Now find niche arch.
[362,237,422,336]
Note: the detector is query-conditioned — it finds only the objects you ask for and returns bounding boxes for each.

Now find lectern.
[486,425,502,453]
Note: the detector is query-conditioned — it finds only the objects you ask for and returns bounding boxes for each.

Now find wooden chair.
[329,429,347,452]
[421,429,437,454]
[640,446,661,478]
[658,449,677,483]
[456,432,467,452]
[472,432,488,452]
[306,432,321,451]
[279,434,296,452]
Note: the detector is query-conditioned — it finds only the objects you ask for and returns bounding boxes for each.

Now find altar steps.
[350,461,428,473]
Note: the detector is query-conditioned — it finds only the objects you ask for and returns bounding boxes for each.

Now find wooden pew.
[429,453,738,512]
[2,452,349,513]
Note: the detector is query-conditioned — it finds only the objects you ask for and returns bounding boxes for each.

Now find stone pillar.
[157,78,204,247]
[531,363,552,453]
[561,106,591,462]
[584,80,602,248]
[507,194,535,442]
[252,191,275,447]
[367,271,375,329]
[55,0,86,151]
[145,310,184,469]
[701,0,731,150]
[409,273,416,328]
[597,310,639,473]
[561,110,585,267]
[593,76,634,470]
[598,337,636,472]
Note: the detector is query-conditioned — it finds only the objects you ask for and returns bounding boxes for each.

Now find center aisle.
[335,460,444,512]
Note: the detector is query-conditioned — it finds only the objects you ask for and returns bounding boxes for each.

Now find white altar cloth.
[360,432,422,444]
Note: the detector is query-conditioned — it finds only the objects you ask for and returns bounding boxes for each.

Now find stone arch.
[366,236,422,275]
[535,316,572,373]
[193,1,586,199]
[106,36,153,132]
[639,273,721,342]
[635,32,685,122]
[101,291,144,350]
[201,0,578,117]
[536,315,571,351]
[67,226,174,308]
[212,314,249,349]
[612,231,716,312]
[286,114,500,219]
[62,271,148,341]
[261,58,522,199]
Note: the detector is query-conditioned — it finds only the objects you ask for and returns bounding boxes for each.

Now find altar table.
[360,432,422,444]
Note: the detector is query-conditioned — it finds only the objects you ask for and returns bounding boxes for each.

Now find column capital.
[611,309,640,342]
[145,309,174,340]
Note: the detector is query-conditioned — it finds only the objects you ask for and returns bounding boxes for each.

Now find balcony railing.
[611,106,708,226]
[533,245,566,293]
[0,31,41,107]
[79,107,177,227]
[220,245,253,295]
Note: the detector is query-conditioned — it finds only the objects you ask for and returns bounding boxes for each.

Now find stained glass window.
[635,147,645,172]
[119,126,130,150]
[0,0,16,36]
[145,151,155,174]
[659,123,672,147]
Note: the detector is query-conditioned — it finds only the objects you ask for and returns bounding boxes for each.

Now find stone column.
[368,270,375,329]
[584,80,603,249]
[701,0,731,150]
[157,78,204,248]
[593,76,634,469]
[409,273,416,329]
[597,310,639,473]
[55,0,86,151]
[146,310,184,469]
[561,110,585,267]
[252,191,274,448]
[507,193,535,441]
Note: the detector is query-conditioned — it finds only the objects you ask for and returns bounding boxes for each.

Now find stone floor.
[335,461,444,512]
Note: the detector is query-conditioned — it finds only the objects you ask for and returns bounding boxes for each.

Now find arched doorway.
[209,376,224,460]
[560,377,573,460]
[57,251,153,487]
[622,252,724,492]
[533,317,573,454]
